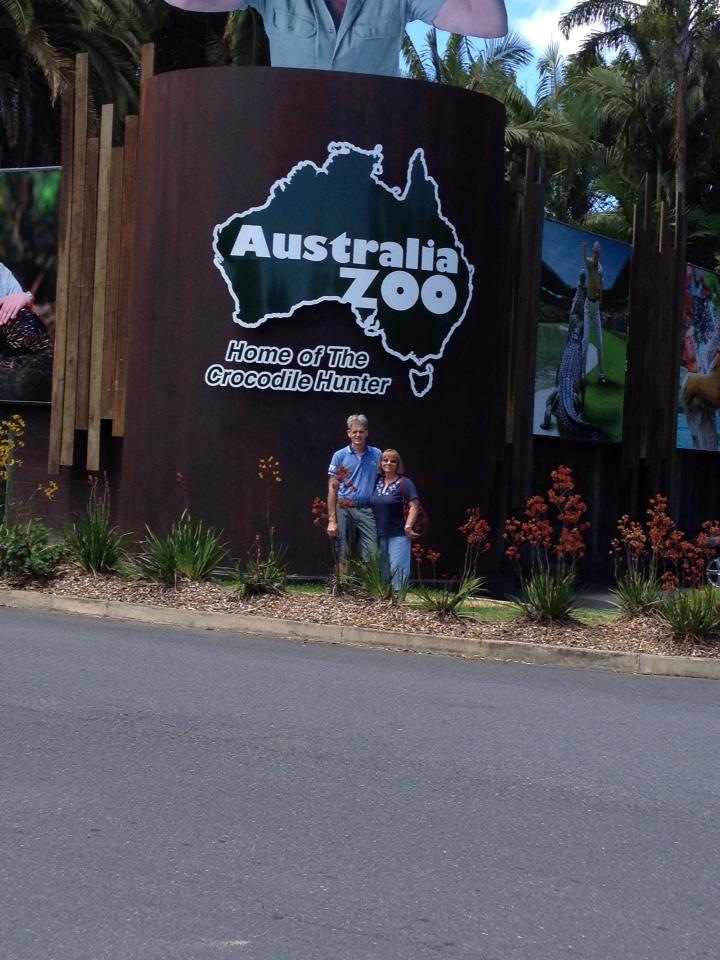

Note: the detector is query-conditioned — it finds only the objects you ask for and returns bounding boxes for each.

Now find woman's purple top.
[371,476,418,538]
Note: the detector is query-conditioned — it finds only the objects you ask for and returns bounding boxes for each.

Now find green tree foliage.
[150,6,269,72]
[401,30,591,224]
[0,0,155,165]
[0,0,269,166]
[403,7,720,265]
[561,0,720,263]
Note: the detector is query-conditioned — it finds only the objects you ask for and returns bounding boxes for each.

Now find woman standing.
[370,449,419,591]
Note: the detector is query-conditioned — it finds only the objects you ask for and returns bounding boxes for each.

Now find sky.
[407,0,590,96]
[542,220,630,288]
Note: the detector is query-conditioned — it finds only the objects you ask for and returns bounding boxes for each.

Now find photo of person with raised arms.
[162,0,508,77]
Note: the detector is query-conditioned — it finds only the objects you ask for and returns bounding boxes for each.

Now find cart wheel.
[707,557,720,587]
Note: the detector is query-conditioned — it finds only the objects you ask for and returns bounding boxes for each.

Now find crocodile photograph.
[534,220,630,444]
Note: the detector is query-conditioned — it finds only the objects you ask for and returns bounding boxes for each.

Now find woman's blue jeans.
[378,535,411,590]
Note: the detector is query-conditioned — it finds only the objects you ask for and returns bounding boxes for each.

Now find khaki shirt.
[238,0,446,76]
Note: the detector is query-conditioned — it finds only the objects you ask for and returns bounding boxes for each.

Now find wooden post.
[87,103,114,470]
[75,137,99,429]
[59,53,90,466]
[102,145,125,419]
[112,114,138,437]
[48,86,75,473]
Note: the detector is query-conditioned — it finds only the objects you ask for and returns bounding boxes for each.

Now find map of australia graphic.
[213,142,474,397]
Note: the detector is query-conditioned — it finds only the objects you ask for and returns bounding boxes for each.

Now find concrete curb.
[2,588,719,679]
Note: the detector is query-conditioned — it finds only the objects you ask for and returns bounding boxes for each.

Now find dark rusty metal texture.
[119,66,506,574]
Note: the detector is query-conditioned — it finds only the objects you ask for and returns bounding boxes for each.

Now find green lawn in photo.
[535,324,626,442]
[535,323,569,389]
[583,329,627,442]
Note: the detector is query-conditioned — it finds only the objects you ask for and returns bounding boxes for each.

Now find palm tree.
[0,0,271,166]
[402,30,604,223]
[0,0,154,165]
[560,0,720,203]
[149,6,269,72]
[401,27,479,84]
[206,9,269,66]
[401,29,584,165]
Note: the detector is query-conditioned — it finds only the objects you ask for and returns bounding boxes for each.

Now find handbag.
[401,477,429,536]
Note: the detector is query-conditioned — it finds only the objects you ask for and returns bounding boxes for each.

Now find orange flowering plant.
[412,509,491,617]
[610,495,720,614]
[233,455,287,596]
[503,466,589,620]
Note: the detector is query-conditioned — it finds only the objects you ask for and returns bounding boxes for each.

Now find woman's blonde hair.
[381,448,404,475]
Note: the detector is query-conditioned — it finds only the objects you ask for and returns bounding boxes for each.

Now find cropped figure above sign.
[163,0,508,76]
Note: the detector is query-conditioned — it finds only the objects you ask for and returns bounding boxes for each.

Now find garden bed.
[10,564,720,660]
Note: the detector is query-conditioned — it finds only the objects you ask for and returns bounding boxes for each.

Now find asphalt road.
[1,607,719,960]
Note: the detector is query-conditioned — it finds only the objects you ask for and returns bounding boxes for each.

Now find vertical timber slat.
[502,163,522,445]
[87,104,114,470]
[102,146,125,419]
[623,180,686,515]
[48,87,75,473]
[111,47,153,435]
[59,53,89,465]
[112,114,138,436]
[507,151,545,512]
[140,43,156,85]
[74,137,99,429]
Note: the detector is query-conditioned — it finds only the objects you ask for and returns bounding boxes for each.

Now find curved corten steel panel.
[120,66,506,574]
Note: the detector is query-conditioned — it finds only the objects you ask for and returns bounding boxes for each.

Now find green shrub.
[0,520,64,582]
[127,510,227,586]
[231,542,288,597]
[64,478,126,574]
[414,573,486,616]
[514,569,577,621]
[348,553,405,603]
[656,588,720,644]
[611,572,662,617]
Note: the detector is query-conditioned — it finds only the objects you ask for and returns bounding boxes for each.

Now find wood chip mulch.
[7,564,720,660]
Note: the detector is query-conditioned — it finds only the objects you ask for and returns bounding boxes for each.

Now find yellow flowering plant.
[0,416,63,581]
[0,414,57,526]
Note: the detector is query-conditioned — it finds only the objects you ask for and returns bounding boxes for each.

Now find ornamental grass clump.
[610,496,720,616]
[609,513,662,615]
[412,508,490,616]
[656,587,720,644]
[127,510,228,587]
[346,552,399,602]
[64,474,126,574]
[504,466,588,621]
[232,534,288,597]
[232,455,288,596]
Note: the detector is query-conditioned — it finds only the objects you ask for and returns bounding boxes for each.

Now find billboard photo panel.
[0,167,59,405]
[533,220,630,443]
[677,264,720,451]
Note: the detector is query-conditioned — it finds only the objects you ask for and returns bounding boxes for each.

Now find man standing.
[162,0,509,77]
[327,413,381,570]
[581,240,606,385]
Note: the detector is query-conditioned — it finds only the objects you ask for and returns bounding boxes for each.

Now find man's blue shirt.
[328,444,382,504]
[236,0,446,77]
